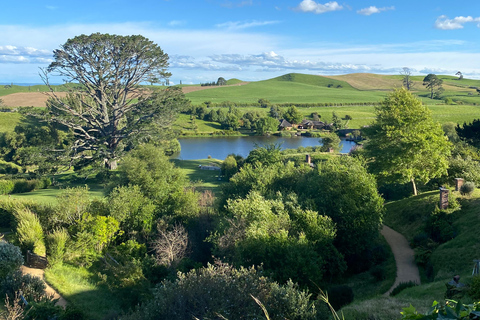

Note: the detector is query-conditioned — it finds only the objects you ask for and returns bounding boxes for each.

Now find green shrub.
[426,208,455,243]
[390,281,417,296]
[24,298,64,320]
[468,275,480,300]
[0,270,46,302]
[0,160,21,174]
[12,179,37,193]
[122,262,327,320]
[14,207,46,256]
[0,241,24,277]
[46,228,69,265]
[370,265,386,281]
[460,181,475,196]
[0,179,15,195]
[327,285,354,311]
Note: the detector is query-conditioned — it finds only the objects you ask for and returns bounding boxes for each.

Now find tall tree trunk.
[411,178,418,196]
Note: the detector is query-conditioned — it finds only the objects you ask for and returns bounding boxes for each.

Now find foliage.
[53,186,91,227]
[460,181,475,196]
[447,156,480,185]
[215,191,341,288]
[390,281,418,296]
[255,116,279,135]
[46,228,69,265]
[221,157,384,269]
[0,270,46,303]
[423,74,445,99]
[0,242,23,278]
[14,207,45,256]
[108,185,157,239]
[0,179,14,195]
[283,105,304,124]
[457,119,480,148]
[121,262,327,320]
[118,144,189,211]
[327,285,354,311]
[400,300,480,320]
[469,276,480,300]
[221,154,238,180]
[319,132,341,152]
[42,33,185,168]
[364,88,452,195]
[246,143,283,165]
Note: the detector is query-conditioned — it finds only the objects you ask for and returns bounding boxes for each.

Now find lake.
[174,136,356,160]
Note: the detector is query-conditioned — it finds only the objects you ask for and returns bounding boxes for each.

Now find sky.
[1,0,480,84]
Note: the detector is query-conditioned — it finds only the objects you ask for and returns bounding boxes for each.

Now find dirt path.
[20,266,67,307]
[1,232,67,308]
[381,225,421,296]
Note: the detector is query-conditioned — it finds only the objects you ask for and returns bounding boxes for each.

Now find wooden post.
[439,187,449,210]
[455,178,464,192]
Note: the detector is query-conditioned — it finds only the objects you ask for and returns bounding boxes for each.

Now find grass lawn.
[45,263,122,320]
[0,112,22,132]
[172,159,225,194]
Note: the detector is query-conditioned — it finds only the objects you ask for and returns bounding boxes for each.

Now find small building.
[278,119,293,130]
[299,119,325,130]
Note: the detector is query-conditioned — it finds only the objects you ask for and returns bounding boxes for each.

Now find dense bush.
[46,228,69,265]
[370,265,386,281]
[468,275,480,300]
[0,179,15,194]
[0,241,23,277]
[460,181,475,196]
[14,207,46,256]
[327,285,354,310]
[426,208,455,243]
[0,160,22,174]
[0,270,46,302]
[121,262,327,320]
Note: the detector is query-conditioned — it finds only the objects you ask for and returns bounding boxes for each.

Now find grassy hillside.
[185,73,387,105]
[185,73,480,106]
[342,189,480,319]
[226,78,244,85]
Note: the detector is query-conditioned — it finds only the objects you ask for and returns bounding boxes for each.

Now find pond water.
[173,136,356,160]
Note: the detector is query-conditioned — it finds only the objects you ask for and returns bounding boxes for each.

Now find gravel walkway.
[381,225,421,296]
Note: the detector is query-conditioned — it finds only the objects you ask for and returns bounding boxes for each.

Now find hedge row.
[0,178,51,195]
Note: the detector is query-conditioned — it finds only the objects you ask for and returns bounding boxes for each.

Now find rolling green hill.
[185,72,480,106]
[185,73,387,105]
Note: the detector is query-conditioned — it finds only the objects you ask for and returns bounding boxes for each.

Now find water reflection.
[174,136,356,160]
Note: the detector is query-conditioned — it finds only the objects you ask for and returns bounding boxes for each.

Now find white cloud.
[168,20,186,27]
[294,0,343,14]
[215,20,280,31]
[434,15,480,30]
[357,6,395,16]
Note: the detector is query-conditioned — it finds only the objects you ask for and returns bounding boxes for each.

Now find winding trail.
[381,225,421,296]
[20,266,67,308]
[1,231,67,308]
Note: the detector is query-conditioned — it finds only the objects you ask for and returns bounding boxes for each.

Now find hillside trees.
[283,105,303,124]
[364,88,451,195]
[41,33,186,169]
[423,74,444,99]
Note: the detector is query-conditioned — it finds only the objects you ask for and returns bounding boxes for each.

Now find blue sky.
[1,0,480,84]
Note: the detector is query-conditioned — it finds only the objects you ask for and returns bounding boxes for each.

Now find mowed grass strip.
[45,264,122,320]
[172,159,225,193]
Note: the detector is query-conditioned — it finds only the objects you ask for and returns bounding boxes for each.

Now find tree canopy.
[423,74,444,99]
[43,33,187,169]
[364,88,451,195]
